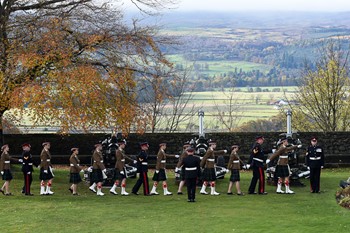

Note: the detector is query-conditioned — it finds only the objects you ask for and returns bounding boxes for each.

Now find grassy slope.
[0,167,349,233]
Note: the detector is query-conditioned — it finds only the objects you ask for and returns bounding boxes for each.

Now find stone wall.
[2,132,350,167]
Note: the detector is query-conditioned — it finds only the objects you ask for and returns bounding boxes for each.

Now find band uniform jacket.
[176,150,188,169]
[40,149,52,170]
[227,151,244,170]
[92,150,106,170]
[137,150,148,173]
[306,144,325,168]
[115,148,133,171]
[269,145,298,165]
[248,142,271,168]
[200,148,226,168]
[69,154,82,173]
[22,151,34,173]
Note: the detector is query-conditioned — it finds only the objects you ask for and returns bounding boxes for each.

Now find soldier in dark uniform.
[248,136,272,195]
[226,145,246,195]
[0,144,22,195]
[109,139,134,196]
[132,142,150,196]
[21,143,34,196]
[90,143,107,196]
[69,148,83,195]
[39,142,54,195]
[176,141,191,195]
[150,142,178,196]
[178,147,201,202]
[199,139,227,195]
[267,137,301,194]
[306,136,324,193]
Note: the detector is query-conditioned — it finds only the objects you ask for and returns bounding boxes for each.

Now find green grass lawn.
[1,166,349,232]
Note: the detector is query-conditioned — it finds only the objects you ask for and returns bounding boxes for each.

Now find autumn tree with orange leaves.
[0,0,177,137]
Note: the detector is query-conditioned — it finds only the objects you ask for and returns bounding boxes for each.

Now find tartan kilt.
[113,168,127,180]
[39,167,54,180]
[202,168,216,181]
[152,169,167,181]
[91,169,104,183]
[275,165,290,178]
[229,169,240,182]
[2,169,13,181]
[69,173,82,184]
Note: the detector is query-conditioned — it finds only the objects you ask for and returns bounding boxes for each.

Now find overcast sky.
[176,0,350,12]
[117,0,350,12]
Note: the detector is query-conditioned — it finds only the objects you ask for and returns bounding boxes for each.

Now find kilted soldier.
[226,145,246,195]
[306,136,325,193]
[21,143,34,196]
[132,142,150,196]
[110,139,134,196]
[39,142,54,195]
[248,136,272,195]
[69,148,84,195]
[89,143,107,196]
[176,141,191,195]
[199,139,227,195]
[178,147,201,202]
[0,144,22,195]
[150,142,179,195]
[266,137,301,194]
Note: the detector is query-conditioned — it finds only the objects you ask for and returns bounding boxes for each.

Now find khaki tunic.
[40,149,52,170]
[69,154,82,173]
[115,148,133,171]
[269,145,298,165]
[92,150,105,170]
[200,148,226,168]
[227,151,244,170]
[0,152,11,171]
[155,149,167,170]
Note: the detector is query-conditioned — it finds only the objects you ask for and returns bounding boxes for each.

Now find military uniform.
[39,148,54,181]
[1,151,14,182]
[248,136,271,194]
[69,153,82,184]
[110,142,133,196]
[227,150,244,183]
[306,137,324,193]
[90,144,107,196]
[268,141,299,194]
[179,147,201,202]
[132,142,150,195]
[176,141,191,195]
[199,140,226,195]
[21,144,34,196]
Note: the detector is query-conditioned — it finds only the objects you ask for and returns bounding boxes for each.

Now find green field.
[1,166,349,232]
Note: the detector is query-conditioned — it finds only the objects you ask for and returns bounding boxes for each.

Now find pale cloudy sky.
[115,0,350,12]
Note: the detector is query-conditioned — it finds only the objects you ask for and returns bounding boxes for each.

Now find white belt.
[310,157,321,160]
[28,163,33,165]
[185,167,197,171]
[94,160,104,163]
[47,159,50,162]
[142,162,148,165]
[207,159,215,162]
[4,161,10,164]
[253,158,263,162]
[161,160,166,163]
[70,164,80,166]
[121,159,125,162]
[233,160,240,163]
[280,156,288,159]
